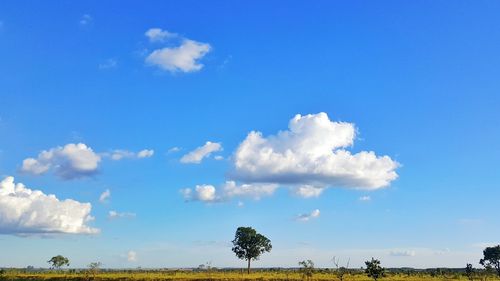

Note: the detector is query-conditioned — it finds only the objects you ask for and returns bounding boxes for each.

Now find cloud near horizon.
[390,250,417,257]
[0,176,99,235]
[127,251,137,262]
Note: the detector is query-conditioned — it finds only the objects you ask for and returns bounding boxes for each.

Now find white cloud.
[180,113,399,204]
[108,210,136,220]
[107,149,154,160]
[181,181,278,203]
[390,250,416,257]
[79,14,92,26]
[168,147,181,153]
[296,209,321,222]
[222,181,279,200]
[146,39,211,73]
[145,28,177,42]
[137,149,154,158]
[214,155,224,161]
[231,112,399,190]
[180,141,222,164]
[181,185,217,202]
[21,144,153,180]
[434,248,451,255]
[472,242,499,249]
[99,58,117,69]
[99,189,111,203]
[127,250,137,262]
[293,185,325,198]
[109,150,134,160]
[0,176,99,235]
[359,195,371,201]
[21,143,101,180]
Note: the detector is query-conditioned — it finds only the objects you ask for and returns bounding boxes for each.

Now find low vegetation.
[0,228,498,281]
[1,268,500,281]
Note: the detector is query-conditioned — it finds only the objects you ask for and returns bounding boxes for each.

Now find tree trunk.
[247,259,251,274]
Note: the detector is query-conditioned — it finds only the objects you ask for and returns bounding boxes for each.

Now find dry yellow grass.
[2,270,499,281]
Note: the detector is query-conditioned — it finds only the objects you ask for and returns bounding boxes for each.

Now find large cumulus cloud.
[230,112,399,191]
[181,112,399,202]
[0,176,99,235]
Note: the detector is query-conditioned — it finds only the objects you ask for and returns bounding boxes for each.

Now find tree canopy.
[47,255,70,269]
[480,245,500,276]
[231,226,272,274]
[365,258,385,281]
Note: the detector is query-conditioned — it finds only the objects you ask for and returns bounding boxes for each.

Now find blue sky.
[1,1,500,269]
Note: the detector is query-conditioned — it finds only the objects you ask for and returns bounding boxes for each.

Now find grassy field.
[1,270,499,281]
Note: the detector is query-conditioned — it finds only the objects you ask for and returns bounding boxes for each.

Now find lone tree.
[231,226,272,274]
[480,245,500,277]
[88,262,101,274]
[86,262,102,280]
[465,263,474,281]
[47,255,70,269]
[332,256,350,281]
[365,258,385,281]
[298,260,315,281]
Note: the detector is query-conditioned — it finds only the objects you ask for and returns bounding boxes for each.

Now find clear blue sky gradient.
[0,1,499,268]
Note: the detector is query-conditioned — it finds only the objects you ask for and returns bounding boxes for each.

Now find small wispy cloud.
[79,14,93,26]
[457,218,483,226]
[472,242,498,248]
[390,250,416,257]
[99,189,111,203]
[359,195,371,201]
[168,147,181,153]
[105,149,154,160]
[180,141,222,164]
[99,58,118,69]
[108,210,136,220]
[293,185,325,198]
[296,209,320,222]
[145,28,177,42]
[137,149,154,158]
[434,248,451,255]
[181,181,278,202]
[127,250,137,262]
[217,55,232,71]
